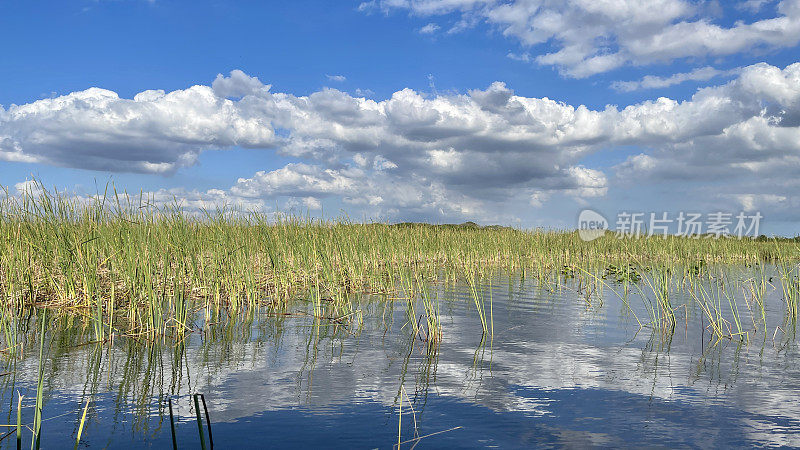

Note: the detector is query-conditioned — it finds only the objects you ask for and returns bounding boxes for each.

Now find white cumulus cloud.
[4,62,800,224]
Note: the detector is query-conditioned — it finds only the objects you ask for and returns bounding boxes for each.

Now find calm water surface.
[9,268,800,448]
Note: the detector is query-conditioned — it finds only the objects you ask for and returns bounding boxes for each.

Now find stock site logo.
[578,209,608,242]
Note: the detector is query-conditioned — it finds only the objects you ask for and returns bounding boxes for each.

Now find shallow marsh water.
[8,267,800,448]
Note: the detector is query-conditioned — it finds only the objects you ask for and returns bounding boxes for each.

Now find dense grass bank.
[1,185,799,340]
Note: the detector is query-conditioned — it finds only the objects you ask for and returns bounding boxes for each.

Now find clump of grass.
[778,262,800,323]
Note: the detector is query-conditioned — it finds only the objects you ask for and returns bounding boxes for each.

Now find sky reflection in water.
[10,269,800,448]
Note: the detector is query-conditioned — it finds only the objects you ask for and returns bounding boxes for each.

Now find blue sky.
[2,0,800,234]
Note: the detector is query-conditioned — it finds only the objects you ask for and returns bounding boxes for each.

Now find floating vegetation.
[604,263,641,283]
[688,259,707,276]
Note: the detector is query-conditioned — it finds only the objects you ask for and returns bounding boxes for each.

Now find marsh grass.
[1,182,800,346]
